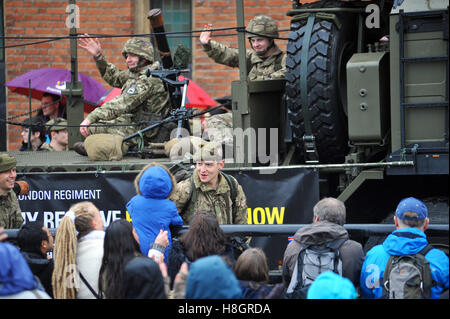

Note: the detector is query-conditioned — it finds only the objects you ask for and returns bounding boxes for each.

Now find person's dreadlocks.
[51,201,99,299]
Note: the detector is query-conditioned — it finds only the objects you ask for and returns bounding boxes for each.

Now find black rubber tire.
[286,12,357,163]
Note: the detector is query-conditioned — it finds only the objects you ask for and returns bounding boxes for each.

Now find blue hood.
[0,243,38,296]
[138,166,173,199]
[382,228,429,256]
[186,255,242,299]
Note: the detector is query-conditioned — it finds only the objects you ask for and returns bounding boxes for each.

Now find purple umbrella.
[6,68,107,113]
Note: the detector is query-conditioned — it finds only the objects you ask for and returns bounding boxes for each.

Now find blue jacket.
[126,166,183,261]
[360,228,449,299]
[0,243,41,296]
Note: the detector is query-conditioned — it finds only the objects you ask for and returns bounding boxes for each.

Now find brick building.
[1,0,292,151]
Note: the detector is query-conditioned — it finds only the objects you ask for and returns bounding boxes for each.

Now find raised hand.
[199,24,213,45]
[78,33,103,57]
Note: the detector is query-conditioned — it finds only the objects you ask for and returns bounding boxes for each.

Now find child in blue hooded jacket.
[126,163,183,262]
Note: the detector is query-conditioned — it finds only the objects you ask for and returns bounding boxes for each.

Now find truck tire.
[286,13,356,163]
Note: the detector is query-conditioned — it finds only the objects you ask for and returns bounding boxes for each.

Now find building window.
[150,0,192,53]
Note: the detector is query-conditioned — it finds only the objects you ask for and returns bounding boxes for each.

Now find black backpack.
[285,237,348,299]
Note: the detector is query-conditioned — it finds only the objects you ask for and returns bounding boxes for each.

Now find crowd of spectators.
[0,195,448,300]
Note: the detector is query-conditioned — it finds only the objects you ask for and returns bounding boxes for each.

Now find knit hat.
[395,197,428,220]
[0,153,16,172]
[186,255,242,299]
[307,271,357,299]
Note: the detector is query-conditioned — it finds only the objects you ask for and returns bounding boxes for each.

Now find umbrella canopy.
[96,75,218,109]
[6,68,107,113]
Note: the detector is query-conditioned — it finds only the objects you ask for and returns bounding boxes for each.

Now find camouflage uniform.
[170,169,247,225]
[169,142,248,225]
[202,40,286,80]
[0,154,23,229]
[201,16,286,138]
[40,143,55,151]
[201,15,286,80]
[203,112,233,145]
[87,37,171,145]
[0,190,23,229]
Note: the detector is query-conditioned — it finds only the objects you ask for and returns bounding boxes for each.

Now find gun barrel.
[148,8,173,69]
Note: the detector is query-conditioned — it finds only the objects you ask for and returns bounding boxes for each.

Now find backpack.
[285,237,348,299]
[381,244,433,299]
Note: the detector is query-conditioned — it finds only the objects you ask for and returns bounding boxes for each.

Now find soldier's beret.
[0,153,16,172]
[46,118,68,132]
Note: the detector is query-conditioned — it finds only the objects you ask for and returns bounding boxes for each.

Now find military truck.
[231,0,448,229]
[5,0,448,270]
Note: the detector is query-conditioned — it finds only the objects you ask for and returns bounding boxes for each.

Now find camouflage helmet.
[246,15,279,39]
[122,37,154,63]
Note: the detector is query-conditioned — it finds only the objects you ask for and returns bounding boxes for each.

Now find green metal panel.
[231,80,286,167]
[389,12,448,151]
[347,52,390,144]
[403,31,447,143]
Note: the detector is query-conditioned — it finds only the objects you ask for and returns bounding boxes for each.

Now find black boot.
[73,141,88,156]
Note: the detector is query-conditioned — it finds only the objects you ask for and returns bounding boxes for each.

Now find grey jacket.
[282,221,364,287]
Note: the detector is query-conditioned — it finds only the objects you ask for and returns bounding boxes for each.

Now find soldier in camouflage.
[169,142,247,225]
[199,15,286,80]
[203,112,233,145]
[199,15,286,145]
[0,154,23,229]
[40,118,69,151]
[77,34,171,149]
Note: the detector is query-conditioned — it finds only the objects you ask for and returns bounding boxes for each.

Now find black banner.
[17,167,318,268]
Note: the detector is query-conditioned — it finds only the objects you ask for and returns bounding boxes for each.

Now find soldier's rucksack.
[285,237,348,299]
[381,244,433,299]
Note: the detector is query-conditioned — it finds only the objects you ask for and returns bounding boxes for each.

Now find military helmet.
[122,37,154,63]
[246,15,279,39]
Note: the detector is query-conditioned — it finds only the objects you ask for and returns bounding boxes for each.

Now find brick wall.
[4,0,135,150]
[3,0,293,150]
